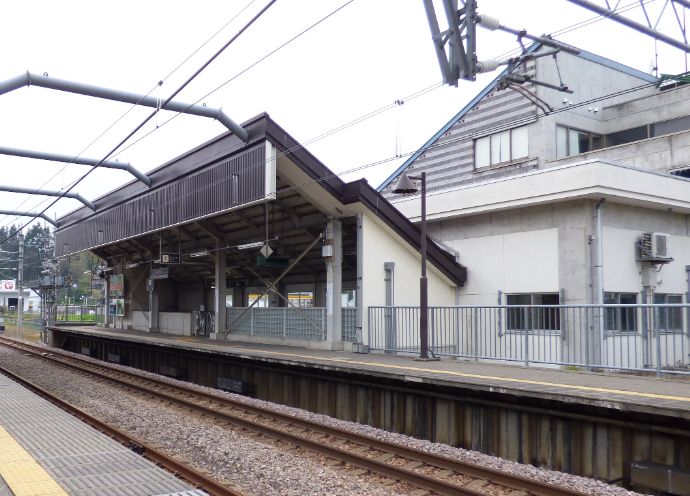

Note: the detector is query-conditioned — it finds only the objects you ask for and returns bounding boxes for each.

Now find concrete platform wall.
[53,330,690,488]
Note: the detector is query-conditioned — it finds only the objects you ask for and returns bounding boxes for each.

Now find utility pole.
[17,233,24,340]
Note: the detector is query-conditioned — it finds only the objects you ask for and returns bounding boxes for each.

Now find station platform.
[0,371,206,496]
[50,325,690,421]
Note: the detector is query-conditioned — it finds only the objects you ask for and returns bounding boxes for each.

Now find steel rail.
[0,364,244,496]
[0,338,589,496]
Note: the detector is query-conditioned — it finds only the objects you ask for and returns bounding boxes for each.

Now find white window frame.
[604,292,638,333]
[653,293,684,334]
[556,125,603,159]
[505,292,561,334]
[474,126,529,169]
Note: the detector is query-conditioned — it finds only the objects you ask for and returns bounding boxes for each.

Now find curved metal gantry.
[0,71,249,218]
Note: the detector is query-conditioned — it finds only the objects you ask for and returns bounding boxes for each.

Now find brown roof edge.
[341,179,467,287]
[265,117,466,286]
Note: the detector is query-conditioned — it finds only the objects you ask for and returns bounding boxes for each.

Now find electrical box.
[322,244,334,257]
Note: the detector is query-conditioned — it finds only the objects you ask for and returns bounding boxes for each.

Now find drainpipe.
[591,199,605,367]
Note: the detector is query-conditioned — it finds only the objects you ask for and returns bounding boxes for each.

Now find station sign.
[157,253,180,264]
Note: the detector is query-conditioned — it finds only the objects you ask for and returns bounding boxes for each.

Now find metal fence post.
[283,307,287,338]
[523,309,530,366]
[655,306,662,377]
[250,308,255,336]
[473,308,479,362]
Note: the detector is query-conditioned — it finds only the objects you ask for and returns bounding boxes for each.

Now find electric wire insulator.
[476,59,501,73]
[477,14,501,31]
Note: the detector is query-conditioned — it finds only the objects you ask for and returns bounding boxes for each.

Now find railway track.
[0,357,244,496]
[0,337,591,496]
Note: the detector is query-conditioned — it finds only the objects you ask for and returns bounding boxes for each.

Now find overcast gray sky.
[0,0,687,230]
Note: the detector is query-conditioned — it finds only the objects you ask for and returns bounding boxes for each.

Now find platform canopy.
[55,114,466,288]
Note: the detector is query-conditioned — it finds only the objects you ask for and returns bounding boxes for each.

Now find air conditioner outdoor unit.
[639,232,672,262]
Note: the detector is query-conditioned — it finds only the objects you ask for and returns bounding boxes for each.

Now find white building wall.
[450,229,559,305]
[360,212,456,346]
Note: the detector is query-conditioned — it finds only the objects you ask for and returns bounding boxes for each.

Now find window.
[247,292,269,308]
[605,125,649,147]
[341,289,356,308]
[653,293,683,333]
[604,292,637,332]
[287,291,314,308]
[556,126,602,158]
[475,126,529,168]
[506,293,560,332]
[652,115,690,137]
[670,167,690,178]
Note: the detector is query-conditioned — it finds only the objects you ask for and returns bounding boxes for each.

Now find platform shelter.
[54,114,466,350]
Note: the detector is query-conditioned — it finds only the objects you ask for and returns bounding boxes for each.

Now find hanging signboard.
[109,274,124,298]
[108,274,125,317]
[151,267,169,280]
[156,253,180,264]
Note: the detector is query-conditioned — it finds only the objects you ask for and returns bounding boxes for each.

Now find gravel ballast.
[0,345,647,496]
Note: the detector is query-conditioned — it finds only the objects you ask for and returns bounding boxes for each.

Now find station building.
[379,44,690,367]
[54,114,466,350]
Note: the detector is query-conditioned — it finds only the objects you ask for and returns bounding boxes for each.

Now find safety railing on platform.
[54,305,105,324]
[226,307,327,340]
[368,304,690,375]
[342,307,357,342]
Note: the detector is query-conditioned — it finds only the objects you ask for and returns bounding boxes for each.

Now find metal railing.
[226,307,327,340]
[342,307,357,342]
[54,305,105,324]
[368,304,690,374]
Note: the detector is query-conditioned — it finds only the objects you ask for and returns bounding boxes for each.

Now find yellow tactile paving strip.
[0,425,68,496]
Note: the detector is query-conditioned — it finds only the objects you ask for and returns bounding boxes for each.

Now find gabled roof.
[56,114,467,286]
[377,45,659,192]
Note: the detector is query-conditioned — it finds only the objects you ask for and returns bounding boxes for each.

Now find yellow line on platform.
[232,347,690,404]
[0,426,68,496]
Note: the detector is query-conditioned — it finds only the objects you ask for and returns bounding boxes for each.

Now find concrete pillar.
[326,218,342,342]
[213,244,226,339]
[233,286,244,307]
[148,278,158,332]
[104,272,110,328]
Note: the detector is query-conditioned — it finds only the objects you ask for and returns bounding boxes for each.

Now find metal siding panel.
[55,143,267,256]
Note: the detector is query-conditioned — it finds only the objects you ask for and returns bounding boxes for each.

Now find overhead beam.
[195,219,227,242]
[0,184,95,210]
[566,0,690,52]
[0,209,57,227]
[0,144,151,187]
[0,72,249,142]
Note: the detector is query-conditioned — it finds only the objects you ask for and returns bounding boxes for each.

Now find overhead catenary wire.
[0,0,280,246]
[56,74,672,260]
[0,0,662,237]
[3,0,362,244]
[9,0,362,234]
[106,0,660,163]
[0,0,260,232]
[108,0,358,162]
